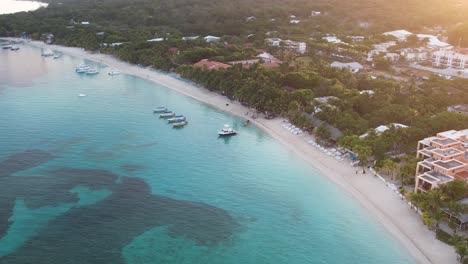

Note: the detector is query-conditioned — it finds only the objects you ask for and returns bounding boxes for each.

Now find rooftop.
[439,129,468,141]
[383,30,413,40]
[432,147,463,157]
[456,171,468,180]
[432,137,459,146]
[433,160,465,170]
[421,170,454,183]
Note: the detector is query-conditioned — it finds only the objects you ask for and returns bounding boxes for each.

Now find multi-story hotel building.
[415,130,468,192]
[432,50,468,70]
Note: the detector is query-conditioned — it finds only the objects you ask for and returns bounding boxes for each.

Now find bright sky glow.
[0,0,48,15]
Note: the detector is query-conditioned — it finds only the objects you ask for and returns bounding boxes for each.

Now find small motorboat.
[53,54,61,59]
[2,44,12,49]
[10,46,20,51]
[77,93,87,97]
[167,115,186,123]
[159,111,176,118]
[243,120,250,126]
[218,124,237,136]
[153,107,167,113]
[173,121,188,128]
[75,64,90,73]
[86,68,99,75]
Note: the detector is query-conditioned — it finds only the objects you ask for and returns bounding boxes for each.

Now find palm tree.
[381,159,398,181]
[354,145,371,174]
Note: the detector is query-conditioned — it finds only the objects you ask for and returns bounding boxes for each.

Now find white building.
[383,30,413,41]
[330,61,363,73]
[290,20,301,24]
[360,123,408,138]
[417,34,451,48]
[283,40,307,54]
[182,36,199,41]
[367,41,397,61]
[266,38,282,47]
[81,21,90,25]
[432,50,468,70]
[311,11,321,16]
[204,36,221,42]
[265,38,307,54]
[147,38,164,42]
[323,36,343,44]
[256,52,280,63]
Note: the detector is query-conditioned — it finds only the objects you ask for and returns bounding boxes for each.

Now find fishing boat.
[10,46,20,51]
[173,121,188,127]
[153,107,167,113]
[218,124,237,136]
[86,68,99,75]
[167,115,186,123]
[108,69,120,75]
[159,111,176,118]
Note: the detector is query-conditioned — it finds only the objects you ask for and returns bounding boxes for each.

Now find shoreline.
[5,38,457,264]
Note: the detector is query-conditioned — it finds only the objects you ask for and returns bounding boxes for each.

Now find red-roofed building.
[193,59,231,70]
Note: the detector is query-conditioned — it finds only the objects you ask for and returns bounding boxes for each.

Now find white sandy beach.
[5,38,458,264]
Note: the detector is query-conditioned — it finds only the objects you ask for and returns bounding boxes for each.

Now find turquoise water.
[0,44,415,263]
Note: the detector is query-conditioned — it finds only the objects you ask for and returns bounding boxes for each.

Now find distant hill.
[1,0,468,44]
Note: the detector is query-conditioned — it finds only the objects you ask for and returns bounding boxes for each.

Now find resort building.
[383,30,413,41]
[432,50,468,70]
[265,38,282,47]
[193,59,231,70]
[416,34,451,49]
[415,129,468,192]
[265,38,307,54]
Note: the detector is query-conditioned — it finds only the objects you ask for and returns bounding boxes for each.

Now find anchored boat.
[86,68,99,75]
[75,64,90,73]
[159,111,176,118]
[167,115,186,123]
[153,107,167,113]
[173,121,188,127]
[218,124,237,136]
